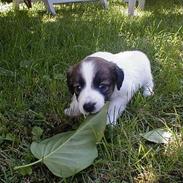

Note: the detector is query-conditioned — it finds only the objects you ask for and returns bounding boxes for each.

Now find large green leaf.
[30,104,108,178]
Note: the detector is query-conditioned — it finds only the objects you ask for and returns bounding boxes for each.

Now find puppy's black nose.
[83,102,96,113]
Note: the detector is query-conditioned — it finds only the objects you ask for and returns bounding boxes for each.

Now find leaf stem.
[14,159,42,170]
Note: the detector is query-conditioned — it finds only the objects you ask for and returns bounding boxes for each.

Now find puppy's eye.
[74,85,82,94]
[99,84,109,92]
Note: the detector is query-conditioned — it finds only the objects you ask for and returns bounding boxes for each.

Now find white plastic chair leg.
[128,0,136,16]
[100,0,109,8]
[43,0,56,15]
[138,0,145,9]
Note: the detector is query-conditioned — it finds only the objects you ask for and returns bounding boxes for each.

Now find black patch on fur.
[115,66,124,90]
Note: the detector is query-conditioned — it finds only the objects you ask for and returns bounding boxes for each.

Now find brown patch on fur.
[66,56,124,100]
[67,63,83,95]
[85,57,124,99]
[86,57,117,99]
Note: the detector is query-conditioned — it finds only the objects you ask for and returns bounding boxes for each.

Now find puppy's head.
[67,57,124,115]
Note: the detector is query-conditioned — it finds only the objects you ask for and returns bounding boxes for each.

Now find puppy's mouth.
[82,108,101,116]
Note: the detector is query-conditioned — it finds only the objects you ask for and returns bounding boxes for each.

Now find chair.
[125,0,145,16]
[44,0,108,15]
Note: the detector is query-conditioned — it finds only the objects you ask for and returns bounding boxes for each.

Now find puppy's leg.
[143,79,154,96]
[64,94,81,117]
[107,97,129,125]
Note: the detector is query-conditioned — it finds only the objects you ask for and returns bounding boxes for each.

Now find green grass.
[0,0,183,182]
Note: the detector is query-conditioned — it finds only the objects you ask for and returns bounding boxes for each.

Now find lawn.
[0,0,183,182]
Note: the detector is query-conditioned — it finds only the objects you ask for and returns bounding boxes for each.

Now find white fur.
[78,62,105,115]
[64,62,105,117]
[65,50,154,125]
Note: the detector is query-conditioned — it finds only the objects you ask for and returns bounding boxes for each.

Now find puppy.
[64,51,154,125]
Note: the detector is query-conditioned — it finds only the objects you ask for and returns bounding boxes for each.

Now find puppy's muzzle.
[83,102,96,113]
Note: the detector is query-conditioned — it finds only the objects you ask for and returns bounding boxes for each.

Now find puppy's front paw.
[64,108,72,116]
[107,114,117,126]
[143,89,154,97]
[64,107,81,117]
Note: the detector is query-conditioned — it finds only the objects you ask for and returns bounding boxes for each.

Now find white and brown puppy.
[65,51,154,125]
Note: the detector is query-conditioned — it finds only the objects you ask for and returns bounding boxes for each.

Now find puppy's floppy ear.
[115,65,124,90]
[67,66,75,94]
